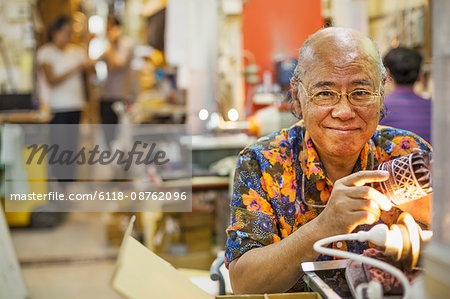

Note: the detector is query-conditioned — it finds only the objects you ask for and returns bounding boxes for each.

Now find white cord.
[356,280,383,299]
[313,229,412,299]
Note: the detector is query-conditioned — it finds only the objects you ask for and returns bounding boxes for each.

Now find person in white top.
[37,15,93,117]
[37,15,94,184]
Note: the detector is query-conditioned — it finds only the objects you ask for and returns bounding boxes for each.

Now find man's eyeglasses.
[299,81,382,107]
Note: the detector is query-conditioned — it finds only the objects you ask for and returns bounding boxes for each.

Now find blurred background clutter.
[0,0,449,298]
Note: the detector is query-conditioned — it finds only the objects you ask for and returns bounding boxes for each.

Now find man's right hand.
[315,170,392,234]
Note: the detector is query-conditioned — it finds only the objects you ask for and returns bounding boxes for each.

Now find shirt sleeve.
[36,46,51,66]
[224,148,280,268]
[376,128,432,229]
[375,127,432,163]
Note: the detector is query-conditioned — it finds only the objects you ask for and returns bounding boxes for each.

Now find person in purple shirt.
[379,47,432,143]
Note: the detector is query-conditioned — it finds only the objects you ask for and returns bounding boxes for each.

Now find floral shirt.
[225,121,431,270]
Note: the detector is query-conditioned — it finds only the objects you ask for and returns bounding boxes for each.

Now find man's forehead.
[304,44,378,80]
[307,39,375,63]
[302,53,380,87]
[302,28,377,62]
[303,62,379,88]
[307,27,374,48]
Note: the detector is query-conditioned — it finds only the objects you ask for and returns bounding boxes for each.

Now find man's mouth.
[326,127,360,133]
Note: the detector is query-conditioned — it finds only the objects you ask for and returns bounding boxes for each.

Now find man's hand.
[397,193,431,227]
[315,170,392,235]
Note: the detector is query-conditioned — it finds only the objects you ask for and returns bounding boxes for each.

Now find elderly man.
[225,27,431,294]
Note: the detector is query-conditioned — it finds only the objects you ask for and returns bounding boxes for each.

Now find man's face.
[296,42,383,160]
[54,23,73,46]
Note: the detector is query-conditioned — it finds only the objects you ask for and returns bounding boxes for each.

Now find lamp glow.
[88,16,105,34]
[199,109,209,120]
[228,108,239,121]
[88,37,107,60]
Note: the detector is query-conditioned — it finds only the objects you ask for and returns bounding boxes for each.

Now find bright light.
[228,108,239,121]
[198,109,209,120]
[207,112,220,129]
[88,16,104,35]
[88,37,107,60]
[95,61,108,82]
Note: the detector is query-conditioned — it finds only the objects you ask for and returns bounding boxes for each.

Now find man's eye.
[352,90,371,97]
[316,91,335,97]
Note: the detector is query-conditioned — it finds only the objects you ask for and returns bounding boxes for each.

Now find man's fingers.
[352,171,389,186]
[339,170,389,187]
[349,186,392,211]
[369,188,392,211]
[369,189,392,211]
[352,208,380,225]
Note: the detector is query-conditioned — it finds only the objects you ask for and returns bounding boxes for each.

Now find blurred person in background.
[99,15,135,148]
[379,47,432,143]
[37,15,94,185]
[38,15,93,123]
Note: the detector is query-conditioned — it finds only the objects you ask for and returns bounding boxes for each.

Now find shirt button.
[336,241,343,248]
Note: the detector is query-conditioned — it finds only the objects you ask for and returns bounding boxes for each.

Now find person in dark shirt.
[380,47,432,143]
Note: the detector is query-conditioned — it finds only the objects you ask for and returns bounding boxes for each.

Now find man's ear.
[385,68,391,79]
[417,70,426,85]
[379,95,384,111]
[382,69,389,88]
[290,77,303,118]
[291,89,302,118]
[384,69,395,91]
[293,98,302,118]
[380,77,387,108]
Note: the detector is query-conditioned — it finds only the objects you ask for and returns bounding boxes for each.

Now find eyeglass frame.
[298,81,382,107]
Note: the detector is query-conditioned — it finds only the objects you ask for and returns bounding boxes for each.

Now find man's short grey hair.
[291,28,387,91]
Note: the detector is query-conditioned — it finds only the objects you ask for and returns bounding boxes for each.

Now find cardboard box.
[153,212,214,254]
[111,217,322,299]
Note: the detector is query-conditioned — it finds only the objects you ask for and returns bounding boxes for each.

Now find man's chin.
[326,139,363,157]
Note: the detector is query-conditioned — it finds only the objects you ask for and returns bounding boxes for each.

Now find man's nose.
[330,94,355,120]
